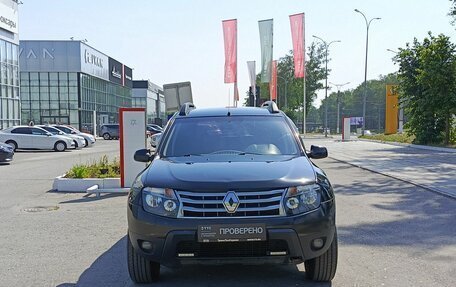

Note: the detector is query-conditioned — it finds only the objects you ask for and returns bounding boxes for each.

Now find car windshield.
[162,116,299,157]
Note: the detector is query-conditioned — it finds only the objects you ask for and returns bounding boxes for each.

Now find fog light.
[312,238,324,249]
[141,241,153,250]
[164,200,177,212]
[286,197,299,210]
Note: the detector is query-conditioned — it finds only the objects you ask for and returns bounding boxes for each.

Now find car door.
[10,127,34,148]
[30,127,52,149]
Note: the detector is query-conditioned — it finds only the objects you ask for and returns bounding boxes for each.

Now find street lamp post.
[355,9,381,136]
[329,82,350,134]
[312,35,340,137]
[277,76,288,110]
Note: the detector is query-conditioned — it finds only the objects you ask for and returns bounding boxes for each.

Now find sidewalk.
[304,137,456,199]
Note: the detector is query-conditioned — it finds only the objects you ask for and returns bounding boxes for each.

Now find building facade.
[0,0,20,130]
[132,80,166,126]
[19,40,132,132]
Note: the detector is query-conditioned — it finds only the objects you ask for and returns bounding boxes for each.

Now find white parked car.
[0,126,74,152]
[37,125,86,149]
[52,125,96,147]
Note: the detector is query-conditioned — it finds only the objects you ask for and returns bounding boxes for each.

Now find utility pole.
[312,35,341,137]
[355,9,381,136]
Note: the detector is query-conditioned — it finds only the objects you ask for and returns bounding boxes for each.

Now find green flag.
[258,19,273,83]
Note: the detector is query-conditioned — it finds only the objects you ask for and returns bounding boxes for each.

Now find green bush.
[360,132,415,144]
[65,155,120,179]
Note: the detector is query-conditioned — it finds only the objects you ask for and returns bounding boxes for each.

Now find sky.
[18,0,456,108]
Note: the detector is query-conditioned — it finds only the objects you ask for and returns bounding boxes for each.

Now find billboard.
[163,82,192,113]
[0,0,18,34]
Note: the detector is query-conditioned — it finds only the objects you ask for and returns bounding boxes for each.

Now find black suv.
[127,102,337,283]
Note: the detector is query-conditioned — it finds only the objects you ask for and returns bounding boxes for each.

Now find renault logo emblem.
[223,191,240,213]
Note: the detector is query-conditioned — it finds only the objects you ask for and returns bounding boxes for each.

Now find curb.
[329,156,456,200]
[358,138,456,153]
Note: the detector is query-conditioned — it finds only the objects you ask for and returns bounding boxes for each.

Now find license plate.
[197,224,266,243]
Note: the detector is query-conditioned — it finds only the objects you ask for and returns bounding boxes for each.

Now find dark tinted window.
[41,126,60,134]
[54,126,73,133]
[11,127,31,134]
[31,128,48,135]
[162,116,298,157]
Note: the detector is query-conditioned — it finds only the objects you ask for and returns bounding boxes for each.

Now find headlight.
[283,184,321,215]
[142,187,179,218]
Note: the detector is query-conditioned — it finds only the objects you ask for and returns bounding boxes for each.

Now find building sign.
[0,0,18,34]
[80,43,109,81]
[108,57,133,88]
[19,41,81,72]
[385,84,399,135]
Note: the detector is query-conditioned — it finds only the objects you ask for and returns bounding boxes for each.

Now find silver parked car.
[0,126,74,152]
[52,125,96,147]
[38,125,86,149]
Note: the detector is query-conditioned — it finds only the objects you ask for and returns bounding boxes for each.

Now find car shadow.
[56,236,331,287]
[322,159,456,251]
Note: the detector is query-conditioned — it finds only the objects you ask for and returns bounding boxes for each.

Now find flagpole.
[302,14,306,136]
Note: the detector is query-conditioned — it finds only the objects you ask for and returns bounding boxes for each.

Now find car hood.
[142,155,317,191]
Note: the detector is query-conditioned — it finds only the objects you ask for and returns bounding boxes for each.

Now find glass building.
[132,80,166,126]
[0,0,20,130]
[19,40,132,133]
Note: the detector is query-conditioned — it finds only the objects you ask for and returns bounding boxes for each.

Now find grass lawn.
[360,133,455,149]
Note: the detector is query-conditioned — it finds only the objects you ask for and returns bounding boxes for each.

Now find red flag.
[223,19,237,83]
[289,13,305,78]
[269,60,277,100]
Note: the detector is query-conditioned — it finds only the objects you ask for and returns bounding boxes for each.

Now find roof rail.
[179,102,196,116]
[261,101,280,113]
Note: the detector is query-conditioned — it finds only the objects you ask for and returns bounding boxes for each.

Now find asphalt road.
[0,140,454,287]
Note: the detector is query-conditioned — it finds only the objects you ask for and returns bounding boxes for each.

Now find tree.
[243,42,327,126]
[394,33,456,145]
[449,0,456,25]
[318,73,398,133]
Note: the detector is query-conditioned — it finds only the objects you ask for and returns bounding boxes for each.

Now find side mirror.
[46,132,53,136]
[71,131,77,134]
[134,149,152,162]
[308,145,328,159]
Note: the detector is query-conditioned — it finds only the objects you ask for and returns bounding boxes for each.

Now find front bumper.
[127,200,335,268]
[0,151,14,162]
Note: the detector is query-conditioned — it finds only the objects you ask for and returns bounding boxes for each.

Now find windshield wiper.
[238,152,264,155]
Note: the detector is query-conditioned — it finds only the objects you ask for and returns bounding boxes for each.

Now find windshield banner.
[223,19,237,83]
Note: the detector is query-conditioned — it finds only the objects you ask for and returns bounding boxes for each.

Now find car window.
[42,126,60,134]
[31,128,47,135]
[162,116,299,157]
[55,126,73,133]
[11,127,31,134]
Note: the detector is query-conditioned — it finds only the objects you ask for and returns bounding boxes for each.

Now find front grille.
[176,240,288,258]
[176,189,285,218]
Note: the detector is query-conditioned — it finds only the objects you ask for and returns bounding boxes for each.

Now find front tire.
[5,140,17,151]
[304,230,338,282]
[103,133,111,140]
[127,235,160,283]
[54,141,67,152]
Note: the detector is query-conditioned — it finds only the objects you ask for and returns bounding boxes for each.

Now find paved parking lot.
[0,140,454,286]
